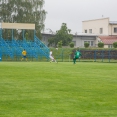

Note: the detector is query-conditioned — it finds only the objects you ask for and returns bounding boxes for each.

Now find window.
[91,41,94,46]
[85,30,87,33]
[89,29,92,33]
[114,28,117,33]
[84,41,94,46]
[84,41,90,45]
[100,28,103,34]
[84,41,90,44]
[108,45,113,48]
[98,40,101,43]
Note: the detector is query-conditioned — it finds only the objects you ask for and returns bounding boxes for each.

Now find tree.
[48,23,73,47]
[113,42,117,48]
[48,37,55,47]
[98,42,104,48]
[25,32,29,40]
[0,0,46,39]
[57,41,62,48]
[84,42,89,48]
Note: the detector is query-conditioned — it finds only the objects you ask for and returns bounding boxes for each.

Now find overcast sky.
[44,0,117,34]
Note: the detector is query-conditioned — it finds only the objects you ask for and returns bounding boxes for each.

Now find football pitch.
[0,62,117,117]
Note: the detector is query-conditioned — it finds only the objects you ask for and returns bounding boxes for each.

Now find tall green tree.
[0,0,46,39]
[48,23,73,47]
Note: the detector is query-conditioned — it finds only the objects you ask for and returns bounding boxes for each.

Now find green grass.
[0,62,117,117]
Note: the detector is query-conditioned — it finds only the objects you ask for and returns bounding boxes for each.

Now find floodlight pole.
[0,29,1,36]
[23,29,25,41]
[12,29,14,40]
[34,30,35,40]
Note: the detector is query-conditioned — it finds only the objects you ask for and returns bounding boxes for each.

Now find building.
[97,36,117,48]
[82,18,117,36]
[72,34,97,48]
[41,33,54,46]
[41,33,97,48]
[41,18,117,48]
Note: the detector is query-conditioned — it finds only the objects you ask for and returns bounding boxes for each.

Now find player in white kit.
[49,51,57,63]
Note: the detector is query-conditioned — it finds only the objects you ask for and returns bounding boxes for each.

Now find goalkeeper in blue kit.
[73,50,81,64]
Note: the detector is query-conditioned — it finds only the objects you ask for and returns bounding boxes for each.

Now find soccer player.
[21,49,27,61]
[49,50,57,63]
[73,50,81,64]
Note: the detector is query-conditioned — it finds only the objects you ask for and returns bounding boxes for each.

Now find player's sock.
[73,59,76,64]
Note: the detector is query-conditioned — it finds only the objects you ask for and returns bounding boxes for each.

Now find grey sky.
[44,0,117,34]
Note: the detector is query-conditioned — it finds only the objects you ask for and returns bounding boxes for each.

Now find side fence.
[55,49,117,62]
[79,50,117,62]
[1,47,117,62]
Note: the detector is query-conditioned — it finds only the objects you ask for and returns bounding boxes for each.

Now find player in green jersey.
[73,50,81,64]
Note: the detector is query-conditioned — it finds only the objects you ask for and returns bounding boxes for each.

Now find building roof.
[82,17,109,22]
[109,21,117,25]
[42,32,97,37]
[99,36,117,44]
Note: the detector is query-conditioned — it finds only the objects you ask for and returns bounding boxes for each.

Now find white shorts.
[50,56,54,60]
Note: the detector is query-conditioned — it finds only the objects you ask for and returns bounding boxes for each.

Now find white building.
[41,18,117,48]
[41,33,97,48]
[82,18,117,36]
[72,34,97,48]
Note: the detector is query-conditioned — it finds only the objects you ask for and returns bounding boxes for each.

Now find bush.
[98,42,104,48]
[113,42,117,48]
[57,41,62,48]
[84,42,89,48]
[69,42,74,48]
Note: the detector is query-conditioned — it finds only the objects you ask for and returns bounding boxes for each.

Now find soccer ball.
[56,48,58,50]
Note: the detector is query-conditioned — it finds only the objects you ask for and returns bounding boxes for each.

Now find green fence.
[50,48,117,63]
[1,48,117,62]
